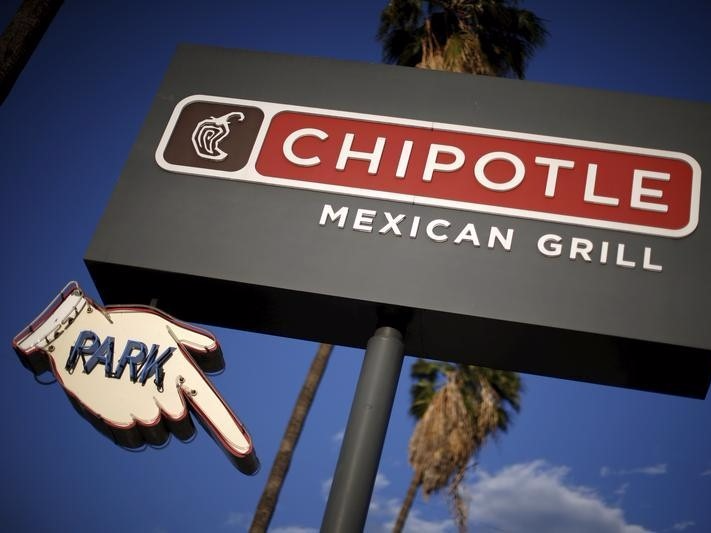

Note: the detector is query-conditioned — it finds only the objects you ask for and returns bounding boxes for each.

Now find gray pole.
[321,325,405,533]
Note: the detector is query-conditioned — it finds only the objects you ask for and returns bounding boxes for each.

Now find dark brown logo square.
[162,101,264,172]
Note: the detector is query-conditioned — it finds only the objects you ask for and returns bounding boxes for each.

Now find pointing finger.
[167,331,258,475]
[163,318,225,374]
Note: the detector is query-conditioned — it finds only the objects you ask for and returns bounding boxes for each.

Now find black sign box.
[86,45,711,398]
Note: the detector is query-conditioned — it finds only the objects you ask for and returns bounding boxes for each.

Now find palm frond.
[378,0,548,77]
[408,374,476,497]
[378,0,425,65]
[410,359,452,418]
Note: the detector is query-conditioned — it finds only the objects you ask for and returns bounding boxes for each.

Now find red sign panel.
[157,96,701,238]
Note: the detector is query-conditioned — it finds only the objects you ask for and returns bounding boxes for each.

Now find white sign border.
[155,94,701,238]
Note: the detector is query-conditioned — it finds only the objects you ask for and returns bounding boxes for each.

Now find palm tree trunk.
[249,343,333,533]
[393,471,421,533]
[0,0,63,105]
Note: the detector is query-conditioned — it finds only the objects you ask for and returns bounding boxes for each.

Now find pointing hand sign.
[13,282,258,475]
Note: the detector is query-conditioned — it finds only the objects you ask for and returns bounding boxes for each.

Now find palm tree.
[250,343,333,533]
[393,361,521,533]
[378,3,545,530]
[253,3,544,529]
[378,0,547,77]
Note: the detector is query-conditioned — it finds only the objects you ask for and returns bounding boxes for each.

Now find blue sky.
[1,1,710,532]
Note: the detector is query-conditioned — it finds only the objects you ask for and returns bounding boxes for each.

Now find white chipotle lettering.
[286,128,670,212]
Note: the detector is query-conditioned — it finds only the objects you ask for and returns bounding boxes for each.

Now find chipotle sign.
[156,95,700,238]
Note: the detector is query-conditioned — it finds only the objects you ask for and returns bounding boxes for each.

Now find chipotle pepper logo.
[160,100,264,172]
[156,95,701,238]
[192,111,245,161]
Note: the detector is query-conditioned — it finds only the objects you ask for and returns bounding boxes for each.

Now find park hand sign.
[12,281,258,475]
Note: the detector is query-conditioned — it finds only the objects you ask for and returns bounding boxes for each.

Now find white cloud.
[671,521,695,531]
[467,461,653,533]
[368,473,392,513]
[374,472,391,491]
[381,499,454,533]
[601,463,667,477]
[400,511,453,533]
[332,429,345,444]
[614,482,630,497]
[270,527,318,533]
[636,464,668,476]
[701,469,711,477]
[223,512,248,528]
[613,482,630,506]
[321,477,333,499]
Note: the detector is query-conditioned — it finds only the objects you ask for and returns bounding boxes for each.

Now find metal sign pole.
[321,325,405,533]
